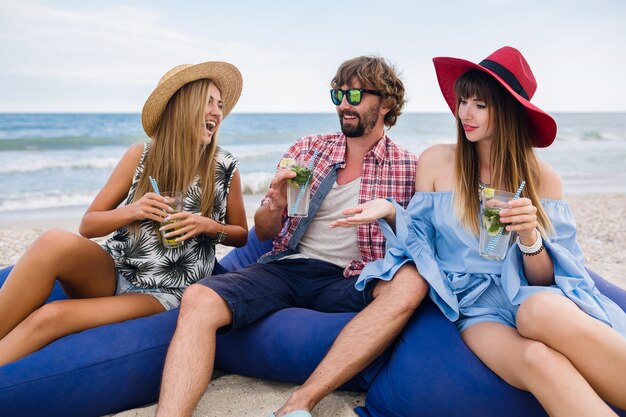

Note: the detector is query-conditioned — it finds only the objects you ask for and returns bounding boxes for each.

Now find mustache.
[339,110,360,119]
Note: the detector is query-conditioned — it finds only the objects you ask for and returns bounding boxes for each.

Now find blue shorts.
[197,258,374,331]
[456,280,519,333]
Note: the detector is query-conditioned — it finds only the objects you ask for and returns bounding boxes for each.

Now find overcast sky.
[1,0,625,113]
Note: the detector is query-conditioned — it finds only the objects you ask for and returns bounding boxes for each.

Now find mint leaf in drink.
[288,165,312,186]
[483,208,500,217]
[482,207,505,235]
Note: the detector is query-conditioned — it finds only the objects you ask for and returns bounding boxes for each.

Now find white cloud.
[0,0,625,112]
[0,1,287,111]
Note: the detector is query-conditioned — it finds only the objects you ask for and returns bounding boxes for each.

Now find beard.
[339,103,380,138]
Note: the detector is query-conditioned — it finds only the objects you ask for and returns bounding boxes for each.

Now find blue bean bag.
[354,268,626,417]
[1,228,625,417]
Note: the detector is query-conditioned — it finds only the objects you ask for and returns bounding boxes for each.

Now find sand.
[1,193,625,416]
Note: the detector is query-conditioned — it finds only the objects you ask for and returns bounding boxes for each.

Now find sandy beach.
[1,193,625,416]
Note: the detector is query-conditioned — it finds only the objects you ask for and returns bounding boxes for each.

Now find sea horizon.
[1,112,625,219]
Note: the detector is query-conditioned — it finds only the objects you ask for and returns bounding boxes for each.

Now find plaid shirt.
[260,132,417,277]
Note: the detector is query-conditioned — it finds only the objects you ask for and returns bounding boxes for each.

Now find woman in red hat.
[333,47,626,414]
[0,62,249,365]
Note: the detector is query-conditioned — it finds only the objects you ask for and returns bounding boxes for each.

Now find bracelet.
[521,244,544,256]
[211,223,227,244]
[516,230,544,256]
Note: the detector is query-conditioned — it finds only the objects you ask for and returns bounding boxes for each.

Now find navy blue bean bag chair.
[1,228,625,417]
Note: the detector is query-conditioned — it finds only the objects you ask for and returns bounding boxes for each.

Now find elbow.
[527,269,555,286]
[78,221,93,239]
[234,231,248,248]
[254,226,274,242]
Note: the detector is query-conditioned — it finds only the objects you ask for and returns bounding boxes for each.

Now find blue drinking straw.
[485,181,526,254]
[149,176,161,195]
[289,150,318,216]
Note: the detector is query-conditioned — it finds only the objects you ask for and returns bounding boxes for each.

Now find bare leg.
[0,293,164,365]
[462,322,617,417]
[275,263,428,416]
[0,229,117,339]
[156,284,233,417]
[516,292,626,409]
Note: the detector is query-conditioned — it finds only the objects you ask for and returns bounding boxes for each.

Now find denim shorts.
[115,272,180,311]
[456,280,519,333]
[197,258,374,332]
[114,261,228,311]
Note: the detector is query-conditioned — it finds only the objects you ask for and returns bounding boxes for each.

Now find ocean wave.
[0,136,140,151]
[555,131,625,142]
[227,143,288,159]
[0,156,120,173]
[0,193,96,212]
[0,173,274,212]
[240,171,273,194]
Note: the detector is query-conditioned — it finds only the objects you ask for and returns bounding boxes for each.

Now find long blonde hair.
[452,69,553,236]
[132,79,218,220]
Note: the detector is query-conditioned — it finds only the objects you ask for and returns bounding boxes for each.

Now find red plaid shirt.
[261,132,417,277]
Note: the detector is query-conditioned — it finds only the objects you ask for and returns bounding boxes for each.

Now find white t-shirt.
[287,177,362,268]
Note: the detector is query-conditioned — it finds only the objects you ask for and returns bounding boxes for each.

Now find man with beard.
[156,56,427,417]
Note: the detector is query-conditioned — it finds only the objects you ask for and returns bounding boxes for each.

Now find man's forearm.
[254,203,285,240]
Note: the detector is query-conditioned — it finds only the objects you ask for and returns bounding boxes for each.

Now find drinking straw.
[485,181,526,254]
[149,176,161,195]
[289,149,318,216]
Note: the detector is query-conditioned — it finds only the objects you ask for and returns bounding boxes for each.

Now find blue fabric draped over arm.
[501,200,626,337]
[357,194,461,321]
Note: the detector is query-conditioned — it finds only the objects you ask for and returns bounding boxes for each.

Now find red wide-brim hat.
[433,46,557,148]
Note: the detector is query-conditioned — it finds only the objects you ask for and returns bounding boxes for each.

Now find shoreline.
[2,193,625,289]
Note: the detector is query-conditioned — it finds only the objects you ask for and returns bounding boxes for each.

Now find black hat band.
[479,59,529,100]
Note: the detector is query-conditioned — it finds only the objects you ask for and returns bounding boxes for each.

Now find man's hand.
[330,199,396,228]
[266,168,297,212]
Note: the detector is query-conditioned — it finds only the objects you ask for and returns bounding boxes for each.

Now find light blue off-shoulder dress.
[357,192,626,336]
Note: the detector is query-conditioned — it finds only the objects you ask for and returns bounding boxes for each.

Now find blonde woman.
[0,61,248,366]
[333,47,626,415]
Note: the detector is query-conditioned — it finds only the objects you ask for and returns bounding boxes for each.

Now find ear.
[379,97,393,117]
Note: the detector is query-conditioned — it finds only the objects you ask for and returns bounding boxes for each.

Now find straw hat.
[433,46,556,147]
[142,61,243,137]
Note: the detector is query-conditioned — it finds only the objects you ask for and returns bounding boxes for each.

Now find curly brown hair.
[331,56,406,128]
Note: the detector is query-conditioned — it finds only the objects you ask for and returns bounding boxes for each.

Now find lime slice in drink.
[482,215,492,229]
[279,158,295,168]
[488,224,503,236]
[483,209,503,236]
[482,187,495,198]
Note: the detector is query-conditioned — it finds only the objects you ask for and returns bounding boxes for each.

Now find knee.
[179,284,231,327]
[21,301,68,334]
[30,229,80,257]
[516,292,569,338]
[521,341,565,378]
[374,263,428,313]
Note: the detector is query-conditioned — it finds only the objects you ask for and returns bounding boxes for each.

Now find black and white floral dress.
[102,143,238,309]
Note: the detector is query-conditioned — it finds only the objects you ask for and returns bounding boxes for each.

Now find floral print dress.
[102,143,238,303]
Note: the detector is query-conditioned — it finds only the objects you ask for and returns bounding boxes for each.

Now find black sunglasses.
[330,88,382,106]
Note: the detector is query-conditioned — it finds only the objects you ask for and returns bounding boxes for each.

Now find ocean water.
[0,113,625,218]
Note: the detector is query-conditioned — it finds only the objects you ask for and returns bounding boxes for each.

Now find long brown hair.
[132,79,218,220]
[452,69,552,236]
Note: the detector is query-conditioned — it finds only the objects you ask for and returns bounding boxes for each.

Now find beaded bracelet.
[521,244,544,256]
[516,229,544,256]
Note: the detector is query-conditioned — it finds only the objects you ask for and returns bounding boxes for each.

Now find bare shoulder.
[420,143,455,163]
[537,160,562,200]
[108,143,146,181]
[415,144,455,192]
[124,142,146,162]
